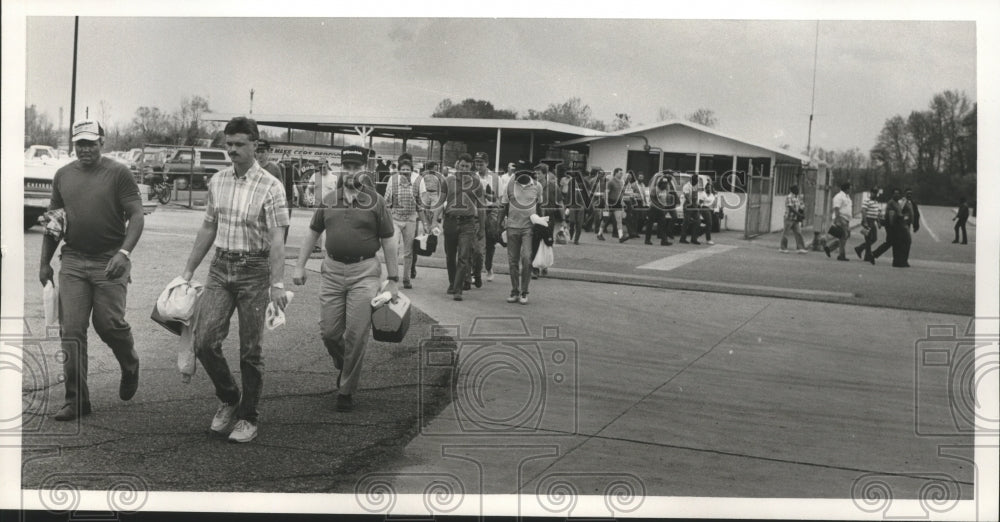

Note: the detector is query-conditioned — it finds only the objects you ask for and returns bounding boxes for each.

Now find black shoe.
[119,363,139,401]
[961,241,967,245]
[690,240,701,245]
[410,269,417,279]
[463,282,471,291]
[54,402,92,421]
[823,245,831,257]
[868,257,875,266]
[679,239,689,244]
[644,239,653,245]
[453,295,463,301]
[837,256,849,262]
[446,287,455,295]
[619,235,629,243]
[335,394,353,412]
[403,281,412,289]
[597,234,605,241]
[855,247,863,260]
[474,277,482,288]
[573,240,579,245]
[661,240,672,246]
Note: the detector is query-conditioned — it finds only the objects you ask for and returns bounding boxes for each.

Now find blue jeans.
[506,227,533,295]
[192,250,270,423]
[58,247,138,408]
[444,215,477,297]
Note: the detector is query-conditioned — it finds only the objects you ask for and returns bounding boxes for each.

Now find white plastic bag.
[265,291,294,330]
[156,276,204,324]
[532,243,554,269]
[178,325,196,383]
[43,281,59,328]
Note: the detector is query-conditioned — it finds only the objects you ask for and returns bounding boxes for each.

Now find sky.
[19,10,979,155]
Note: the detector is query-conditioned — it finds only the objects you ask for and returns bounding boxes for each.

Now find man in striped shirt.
[180,117,289,443]
[854,187,883,264]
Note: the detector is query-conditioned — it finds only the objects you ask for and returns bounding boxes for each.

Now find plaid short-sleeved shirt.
[205,161,289,252]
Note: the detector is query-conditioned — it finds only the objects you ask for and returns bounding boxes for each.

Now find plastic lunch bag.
[532,243,554,270]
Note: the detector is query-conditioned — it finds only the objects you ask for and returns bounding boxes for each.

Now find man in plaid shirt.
[779,185,808,253]
[384,153,421,289]
[180,117,289,443]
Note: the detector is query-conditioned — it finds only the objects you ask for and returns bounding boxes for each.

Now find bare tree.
[686,108,718,127]
[657,107,677,121]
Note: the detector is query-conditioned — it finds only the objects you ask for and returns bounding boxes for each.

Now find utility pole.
[69,16,79,154]
[249,88,255,115]
[806,20,819,161]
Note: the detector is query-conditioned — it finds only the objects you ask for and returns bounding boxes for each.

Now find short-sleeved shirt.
[502,180,542,229]
[442,172,484,217]
[785,193,804,220]
[205,161,289,252]
[832,191,853,222]
[308,187,395,258]
[384,173,420,221]
[607,177,624,206]
[49,156,141,254]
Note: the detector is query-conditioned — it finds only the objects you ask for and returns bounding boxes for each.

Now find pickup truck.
[161,148,231,189]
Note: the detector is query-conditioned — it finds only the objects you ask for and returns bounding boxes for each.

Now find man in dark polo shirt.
[255,140,291,241]
[292,145,400,413]
[39,119,144,421]
[435,153,485,301]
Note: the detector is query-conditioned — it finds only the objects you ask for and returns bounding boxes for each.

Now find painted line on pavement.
[636,244,738,272]
[555,266,855,298]
[920,216,940,242]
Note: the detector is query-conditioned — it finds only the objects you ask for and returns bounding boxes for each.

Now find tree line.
[815,90,975,206]
[24,96,220,152]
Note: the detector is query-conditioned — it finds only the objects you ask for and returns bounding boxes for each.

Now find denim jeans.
[780,218,806,250]
[855,217,878,259]
[319,257,381,396]
[58,247,138,408]
[192,250,270,423]
[681,205,701,241]
[444,216,477,296]
[474,208,499,274]
[506,227,533,295]
[392,219,416,284]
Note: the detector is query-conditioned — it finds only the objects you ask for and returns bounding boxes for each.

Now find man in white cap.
[40,119,144,421]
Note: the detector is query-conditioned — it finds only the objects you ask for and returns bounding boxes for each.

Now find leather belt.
[216,249,269,260]
[328,252,376,264]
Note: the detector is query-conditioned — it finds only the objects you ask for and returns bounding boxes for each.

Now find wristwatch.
[118,248,131,259]
[271,282,285,289]
[386,276,399,282]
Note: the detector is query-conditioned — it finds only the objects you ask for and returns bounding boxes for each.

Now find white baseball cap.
[71,119,104,141]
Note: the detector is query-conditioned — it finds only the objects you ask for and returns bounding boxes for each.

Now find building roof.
[554,119,809,163]
[206,114,608,142]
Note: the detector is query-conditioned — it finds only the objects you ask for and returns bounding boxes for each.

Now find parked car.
[162,148,231,189]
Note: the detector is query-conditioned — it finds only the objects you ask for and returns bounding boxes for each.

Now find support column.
[495,128,502,172]
[529,131,535,162]
[287,126,292,143]
[658,151,664,172]
[402,137,408,153]
[695,152,701,173]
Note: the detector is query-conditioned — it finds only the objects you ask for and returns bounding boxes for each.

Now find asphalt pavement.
[12,202,983,517]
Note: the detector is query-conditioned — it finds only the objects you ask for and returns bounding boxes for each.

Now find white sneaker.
[228,419,258,443]
[706,240,715,245]
[518,293,528,305]
[486,270,494,282]
[779,249,789,254]
[210,399,239,435]
[797,249,809,254]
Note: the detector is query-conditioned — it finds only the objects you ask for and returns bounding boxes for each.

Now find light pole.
[68,16,79,154]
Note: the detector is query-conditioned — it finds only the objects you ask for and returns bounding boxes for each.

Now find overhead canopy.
[206,113,607,143]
